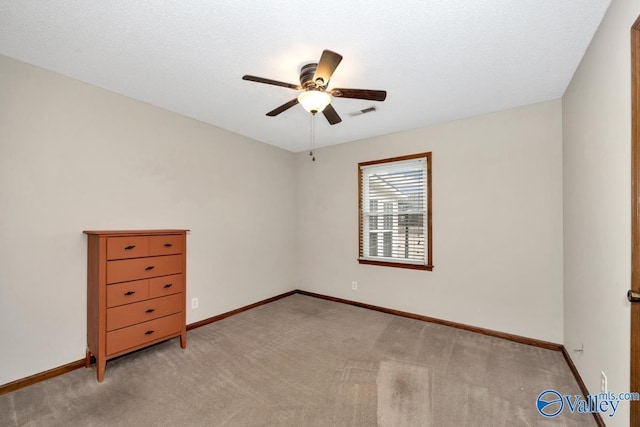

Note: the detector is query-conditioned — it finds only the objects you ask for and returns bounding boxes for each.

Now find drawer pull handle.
[124,245,136,250]
[163,283,173,289]
[145,308,155,314]
[164,243,173,247]
[145,266,155,271]
[124,291,136,296]
[145,330,155,335]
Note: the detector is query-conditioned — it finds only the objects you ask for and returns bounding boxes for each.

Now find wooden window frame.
[358,152,433,271]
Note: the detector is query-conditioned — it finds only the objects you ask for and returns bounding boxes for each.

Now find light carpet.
[0,294,595,426]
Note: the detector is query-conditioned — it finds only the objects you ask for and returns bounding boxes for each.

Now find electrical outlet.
[352,281,358,291]
[191,297,199,309]
[601,371,607,392]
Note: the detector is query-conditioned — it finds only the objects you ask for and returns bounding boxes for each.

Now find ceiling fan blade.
[313,50,343,87]
[242,75,301,90]
[266,98,299,116]
[330,88,387,101]
[322,103,342,125]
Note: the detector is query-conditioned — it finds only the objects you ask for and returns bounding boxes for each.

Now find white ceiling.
[0,1,611,153]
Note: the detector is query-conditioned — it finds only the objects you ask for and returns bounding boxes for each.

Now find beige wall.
[0,54,296,385]
[563,0,640,425]
[295,99,564,342]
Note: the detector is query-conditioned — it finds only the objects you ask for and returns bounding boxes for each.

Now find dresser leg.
[85,350,91,368]
[97,359,106,382]
[180,332,187,349]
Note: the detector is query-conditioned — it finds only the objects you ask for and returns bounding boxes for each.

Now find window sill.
[358,259,433,271]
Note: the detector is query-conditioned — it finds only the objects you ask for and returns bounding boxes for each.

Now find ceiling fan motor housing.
[300,63,321,89]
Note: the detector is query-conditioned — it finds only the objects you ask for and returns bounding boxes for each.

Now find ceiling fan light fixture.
[297,90,331,114]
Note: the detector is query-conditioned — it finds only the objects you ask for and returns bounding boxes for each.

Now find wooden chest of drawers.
[83,229,188,382]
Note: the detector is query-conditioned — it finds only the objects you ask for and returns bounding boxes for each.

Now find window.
[358,152,432,270]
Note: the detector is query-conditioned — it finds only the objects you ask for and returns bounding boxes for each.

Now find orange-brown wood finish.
[107,279,150,307]
[107,313,183,355]
[149,235,183,256]
[107,236,149,260]
[631,16,640,426]
[106,254,182,284]
[106,293,183,331]
[83,229,188,382]
[149,273,184,298]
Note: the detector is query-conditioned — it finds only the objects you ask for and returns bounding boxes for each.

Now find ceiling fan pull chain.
[310,114,316,161]
[309,113,313,157]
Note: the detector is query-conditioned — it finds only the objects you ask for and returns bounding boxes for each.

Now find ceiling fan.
[242,50,387,125]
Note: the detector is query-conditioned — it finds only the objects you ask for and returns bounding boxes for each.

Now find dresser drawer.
[106,313,182,356]
[149,274,183,298]
[106,255,183,284]
[107,236,149,260]
[107,293,183,331]
[107,279,150,308]
[149,235,183,256]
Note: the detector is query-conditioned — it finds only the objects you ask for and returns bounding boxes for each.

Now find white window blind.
[359,156,429,266]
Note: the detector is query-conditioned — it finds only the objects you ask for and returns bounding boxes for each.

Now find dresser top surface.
[83,229,189,236]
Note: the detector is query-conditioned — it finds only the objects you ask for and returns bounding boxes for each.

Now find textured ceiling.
[0,1,611,152]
